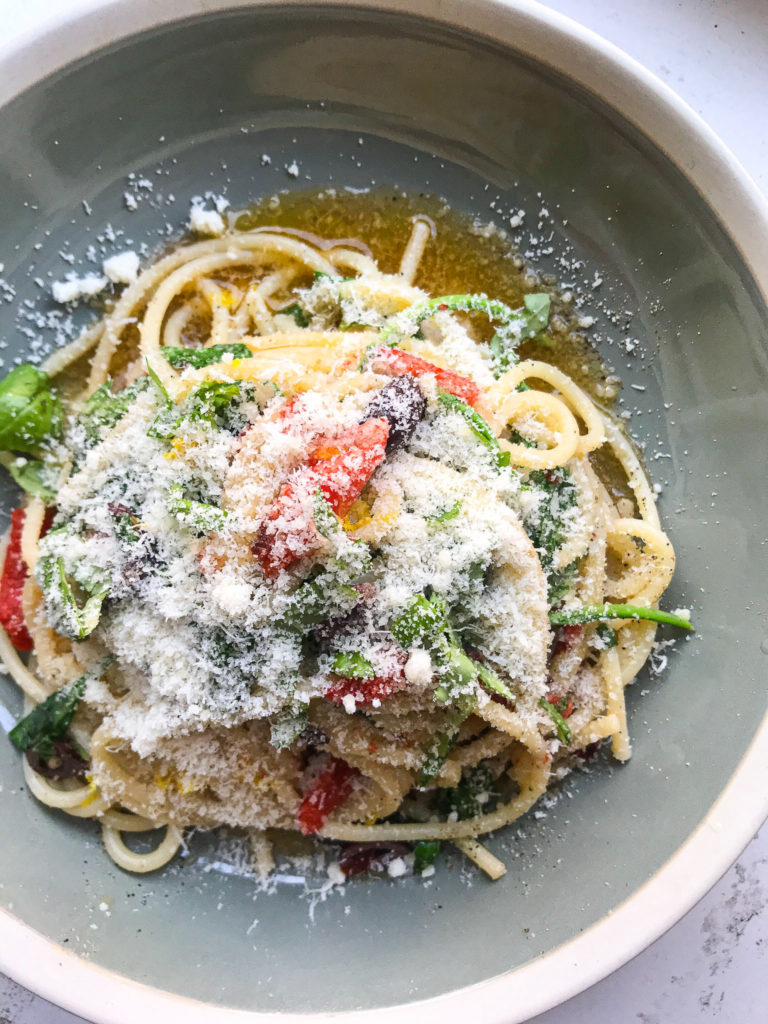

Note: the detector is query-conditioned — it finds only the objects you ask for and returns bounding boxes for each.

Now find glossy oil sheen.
[0,5,766,1015]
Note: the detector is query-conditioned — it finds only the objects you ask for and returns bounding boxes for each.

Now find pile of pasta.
[0,213,687,880]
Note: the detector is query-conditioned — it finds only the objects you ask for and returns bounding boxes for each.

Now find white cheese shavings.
[405,649,433,687]
[51,273,107,303]
[387,857,408,878]
[341,694,357,715]
[102,250,140,285]
[188,198,226,236]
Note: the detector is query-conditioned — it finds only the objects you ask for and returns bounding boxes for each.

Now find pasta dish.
[0,204,691,881]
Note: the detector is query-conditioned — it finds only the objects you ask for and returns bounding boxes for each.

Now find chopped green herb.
[151,379,260,440]
[312,489,341,539]
[331,651,375,680]
[550,604,693,630]
[38,551,109,641]
[270,708,308,751]
[435,764,494,821]
[594,622,618,650]
[279,303,310,328]
[392,594,511,703]
[413,839,441,873]
[278,576,360,634]
[160,343,251,368]
[525,467,579,602]
[0,364,62,454]
[77,377,147,447]
[145,359,170,406]
[167,483,229,533]
[437,390,510,470]
[379,292,550,377]
[426,500,462,526]
[547,558,581,606]
[416,729,458,787]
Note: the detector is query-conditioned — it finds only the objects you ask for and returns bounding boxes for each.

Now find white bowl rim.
[0,1,767,1022]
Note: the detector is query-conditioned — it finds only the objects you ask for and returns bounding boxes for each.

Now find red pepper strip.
[371,347,481,407]
[550,623,583,658]
[253,418,390,577]
[297,756,358,835]
[0,508,33,652]
[545,690,575,719]
[307,418,390,517]
[324,674,402,706]
[324,647,407,707]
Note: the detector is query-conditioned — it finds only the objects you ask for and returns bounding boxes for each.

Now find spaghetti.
[0,208,691,879]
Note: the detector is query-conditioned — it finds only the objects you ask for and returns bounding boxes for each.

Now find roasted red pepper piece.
[324,672,404,707]
[371,347,481,407]
[308,417,390,517]
[550,623,583,658]
[297,756,358,835]
[253,418,390,577]
[324,647,407,708]
[0,508,33,652]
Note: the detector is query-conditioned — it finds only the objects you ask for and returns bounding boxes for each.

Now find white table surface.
[0,1,766,1022]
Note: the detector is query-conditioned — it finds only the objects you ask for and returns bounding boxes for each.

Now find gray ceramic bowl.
[0,2,767,1022]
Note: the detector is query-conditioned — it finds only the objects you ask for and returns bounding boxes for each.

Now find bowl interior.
[0,4,767,1016]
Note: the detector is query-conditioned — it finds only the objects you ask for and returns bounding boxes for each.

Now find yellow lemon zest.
[163,437,187,461]
[78,777,101,808]
[154,769,199,794]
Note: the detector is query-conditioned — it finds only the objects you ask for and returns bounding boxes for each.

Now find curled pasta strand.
[493,359,605,455]
[101,823,183,873]
[602,415,660,528]
[89,232,335,394]
[327,248,378,276]
[161,297,208,350]
[320,750,549,842]
[495,390,580,468]
[42,321,104,378]
[22,757,102,810]
[606,518,675,606]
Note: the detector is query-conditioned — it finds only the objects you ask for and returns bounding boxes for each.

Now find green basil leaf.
[9,675,87,760]
[38,552,109,641]
[0,364,62,454]
[7,457,57,502]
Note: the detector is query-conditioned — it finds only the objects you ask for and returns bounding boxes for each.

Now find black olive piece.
[363,374,426,452]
